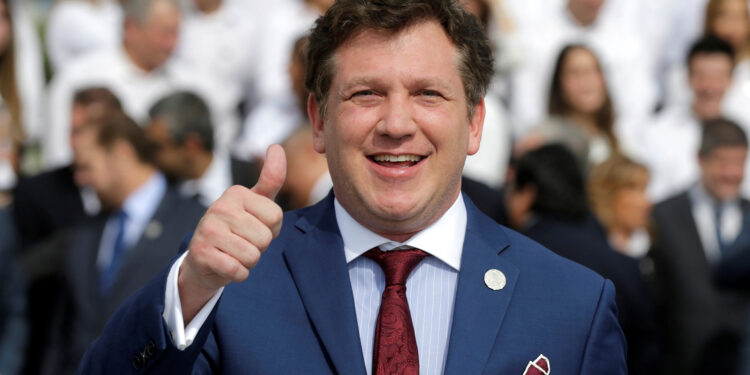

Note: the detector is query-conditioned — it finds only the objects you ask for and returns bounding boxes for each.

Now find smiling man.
[78,1,626,374]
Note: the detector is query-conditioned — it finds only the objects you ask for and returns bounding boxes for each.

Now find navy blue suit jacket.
[78,194,626,374]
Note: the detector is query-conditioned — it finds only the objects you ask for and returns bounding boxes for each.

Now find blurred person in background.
[175,0,257,141]
[236,34,311,163]
[505,144,662,375]
[517,44,618,170]
[42,111,204,374]
[0,106,25,375]
[44,0,236,172]
[4,0,44,149]
[665,0,750,127]
[651,117,750,375]
[13,87,121,375]
[457,0,512,189]
[588,154,652,258]
[236,0,332,162]
[45,0,124,72]
[281,125,331,210]
[643,35,740,201]
[0,6,27,370]
[508,0,658,145]
[145,91,260,206]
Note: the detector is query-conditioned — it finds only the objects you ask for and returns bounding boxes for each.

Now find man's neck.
[123,43,157,73]
[691,102,721,123]
[566,3,596,27]
[197,0,222,14]
[116,165,157,207]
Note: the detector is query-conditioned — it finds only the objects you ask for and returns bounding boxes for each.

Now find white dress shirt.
[45,0,122,72]
[234,0,318,160]
[97,173,167,271]
[175,2,257,129]
[688,183,743,264]
[44,47,233,169]
[462,93,511,189]
[12,0,46,142]
[163,194,468,375]
[177,152,232,207]
[640,105,702,202]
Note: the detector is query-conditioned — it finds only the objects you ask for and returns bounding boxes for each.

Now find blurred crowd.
[1,0,750,374]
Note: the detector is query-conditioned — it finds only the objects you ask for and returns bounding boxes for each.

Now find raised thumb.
[250,144,287,200]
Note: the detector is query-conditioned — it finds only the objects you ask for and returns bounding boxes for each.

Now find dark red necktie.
[364,248,428,375]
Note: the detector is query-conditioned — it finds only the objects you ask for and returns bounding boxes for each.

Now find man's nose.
[376,94,417,139]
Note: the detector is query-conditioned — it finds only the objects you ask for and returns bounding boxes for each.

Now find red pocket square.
[523,354,550,375]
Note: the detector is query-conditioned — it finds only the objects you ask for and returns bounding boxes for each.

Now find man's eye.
[421,90,442,97]
[352,90,375,97]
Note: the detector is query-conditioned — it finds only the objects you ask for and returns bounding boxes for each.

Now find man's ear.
[467,98,485,156]
[308,94,326,154]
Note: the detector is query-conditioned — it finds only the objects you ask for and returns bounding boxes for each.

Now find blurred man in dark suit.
[651,117,750,375]
[42,111,205,374]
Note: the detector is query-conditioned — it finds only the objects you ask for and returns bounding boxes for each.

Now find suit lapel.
[283,196,367,375]
[444,196,518,375]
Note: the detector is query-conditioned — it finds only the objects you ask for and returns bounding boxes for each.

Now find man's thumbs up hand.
[179,145,287,323]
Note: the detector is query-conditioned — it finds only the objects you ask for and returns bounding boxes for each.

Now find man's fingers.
[251,144,287,200]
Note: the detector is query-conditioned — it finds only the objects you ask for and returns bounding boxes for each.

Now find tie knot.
[364,248,428,286]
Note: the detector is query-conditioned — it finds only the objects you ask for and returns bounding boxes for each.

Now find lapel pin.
[145,221,163,240]
[523,354,550,375]
[484,269,506,291]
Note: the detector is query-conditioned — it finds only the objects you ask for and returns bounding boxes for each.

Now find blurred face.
[125,1,180,71]
[560,48,607,116]
[567,0,605,26]
[309,21,484,241]
[145,118,187,180]
[700,146,748,201]
[610,170,651,233]
[0,0,11,55]
[73,130,122,207]
[689,53,734,120]
[711,0,750,53]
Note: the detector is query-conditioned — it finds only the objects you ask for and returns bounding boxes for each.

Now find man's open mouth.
[369,154,425,168]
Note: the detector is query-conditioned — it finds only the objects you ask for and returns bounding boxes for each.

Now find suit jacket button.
[132,354,145,370]
[145,340,156,358]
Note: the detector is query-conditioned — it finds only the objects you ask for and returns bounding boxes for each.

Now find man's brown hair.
[305,0,494,118]
[94,112,156,165]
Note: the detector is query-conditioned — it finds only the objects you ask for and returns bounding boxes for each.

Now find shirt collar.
[121,172,167,225]
[180,152,231,206]
[335,194,466,271]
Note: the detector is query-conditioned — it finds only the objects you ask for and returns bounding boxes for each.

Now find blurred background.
[2,0,750,374]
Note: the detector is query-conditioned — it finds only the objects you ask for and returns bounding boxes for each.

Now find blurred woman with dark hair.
[516,44,618,170]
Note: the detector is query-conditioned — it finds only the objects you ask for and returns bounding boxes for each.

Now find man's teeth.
[373,155,423,163]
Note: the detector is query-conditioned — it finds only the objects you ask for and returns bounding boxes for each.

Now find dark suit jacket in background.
[43,189,205,375]
[12,166,89,375]
[78,194,627,374]
[651,191,750,375]
[229,157,261,189]
[523,212,662,375]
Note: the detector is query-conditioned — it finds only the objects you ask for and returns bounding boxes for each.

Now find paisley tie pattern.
[364,248,428,375]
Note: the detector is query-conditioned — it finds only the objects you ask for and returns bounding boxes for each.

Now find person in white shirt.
[44,0,234,171]
[509,0,658,145]
[236,0,332,161]
[643,36,745,202]
[45,0,123,72]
